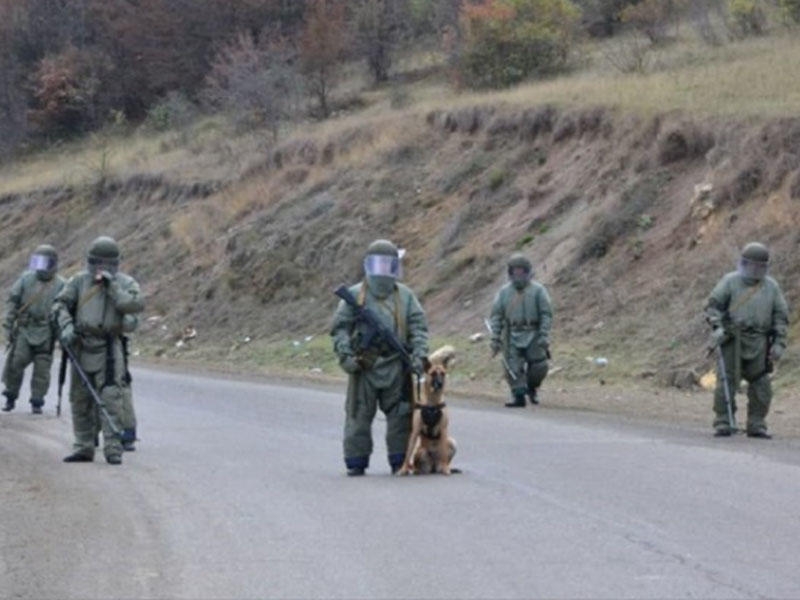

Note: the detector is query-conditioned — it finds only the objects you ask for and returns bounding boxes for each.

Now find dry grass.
[412,33,800,119]
[2,31,798,199]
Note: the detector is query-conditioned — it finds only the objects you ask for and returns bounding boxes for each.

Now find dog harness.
[415,403,446,440]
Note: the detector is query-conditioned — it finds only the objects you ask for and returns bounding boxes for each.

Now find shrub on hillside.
[145,92,198,132]
[457,0,580,89]
[779,0,800,23]
[727,0,768,37]
[620,0,689,44]
[28,46,114,138]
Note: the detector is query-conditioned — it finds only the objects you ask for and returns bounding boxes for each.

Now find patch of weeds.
[488,168,507,191]
[516,234,534,249]
[630,238,644,260]
[440,155,489,194]
[637,214,654,230]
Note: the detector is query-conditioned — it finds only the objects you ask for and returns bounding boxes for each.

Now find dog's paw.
[396,466,411,476]
[439,465,452,476]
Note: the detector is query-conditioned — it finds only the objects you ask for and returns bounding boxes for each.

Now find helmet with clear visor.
[363,239,401,279]
[738,242,769,282]
[29,244,58,280]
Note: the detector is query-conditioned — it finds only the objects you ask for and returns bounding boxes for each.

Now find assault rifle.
[333,285,416,373]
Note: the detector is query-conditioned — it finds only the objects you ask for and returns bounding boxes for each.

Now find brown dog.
[397,345,457,475]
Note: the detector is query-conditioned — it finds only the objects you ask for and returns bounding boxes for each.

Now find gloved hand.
[411,356,425,376]
[490,339,501,358]
[60,323,76,348]
[708,327,726,350]
[339,354,361,375]
[770,344,784,363]
[121,315,139,334]
[97,270,115,286]
[3,327,13,347]
[541,342,551,360]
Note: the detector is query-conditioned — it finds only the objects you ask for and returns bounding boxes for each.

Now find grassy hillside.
[2,30,800,398]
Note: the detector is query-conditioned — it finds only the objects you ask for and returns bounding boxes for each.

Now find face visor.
[364,254,400,279]
[87,256,120,276]
[29,253,57,272]
[738,257,768,281]
[508,266,531,286]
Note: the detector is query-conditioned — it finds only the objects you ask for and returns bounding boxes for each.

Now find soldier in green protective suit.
[2,245,65,414]
[330,239,429,476]
[488,253,553,408]
[53,236,144,465]
[705,242,789,439]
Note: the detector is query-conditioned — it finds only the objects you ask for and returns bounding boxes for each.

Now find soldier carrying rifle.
[2,245,65,414]
[330,239,429,476]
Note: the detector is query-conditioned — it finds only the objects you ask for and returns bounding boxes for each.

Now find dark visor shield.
[88,256,119,275]
[29,253,56,272]
[738,257,768,281]
[364,254,400,278]
[509,266,531,282]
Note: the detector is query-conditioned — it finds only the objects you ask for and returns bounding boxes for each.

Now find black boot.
[2,391,16,412]
[505,392,526,408]
[747,429,772,439]
[345,457,368,477]
[121,428,136,451]
[63,452,94,463]
[30,398,44,414]
[528,389,539,405]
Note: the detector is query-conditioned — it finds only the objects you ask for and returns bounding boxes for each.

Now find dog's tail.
[429,344,456,366]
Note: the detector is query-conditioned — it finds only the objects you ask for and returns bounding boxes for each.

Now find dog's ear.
[422,356,431,373]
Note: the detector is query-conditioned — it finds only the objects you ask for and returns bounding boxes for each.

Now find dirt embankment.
[1,104,800,391]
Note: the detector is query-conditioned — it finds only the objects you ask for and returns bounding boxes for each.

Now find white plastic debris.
[594,357,609,367]
[469,332,484,343]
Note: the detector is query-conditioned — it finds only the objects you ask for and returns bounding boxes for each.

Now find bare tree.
[299,0,349,118]
[204,32,301,139]
[354,0,409,84]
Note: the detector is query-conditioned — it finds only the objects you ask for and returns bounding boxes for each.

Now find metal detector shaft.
[484,318,517,381]
[716,345,737,431]
[57,349,68,417]
[62,343,121,437]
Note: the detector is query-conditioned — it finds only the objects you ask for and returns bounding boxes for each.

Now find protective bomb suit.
[705,242,789,438]
[2,245,65,413]
[488,253,553,407]
[53,237,144,464]
[330,240,429,475]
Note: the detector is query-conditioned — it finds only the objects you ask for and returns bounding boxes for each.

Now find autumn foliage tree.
[28,46,115,137]
[299,0,349,118]
[458,0,580,89]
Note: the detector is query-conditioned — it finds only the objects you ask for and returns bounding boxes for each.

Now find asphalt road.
[2,363,800,599]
